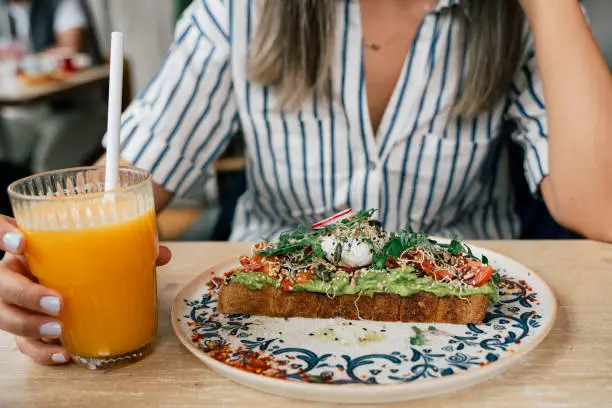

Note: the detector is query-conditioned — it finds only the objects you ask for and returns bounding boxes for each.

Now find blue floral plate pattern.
[171,244,557,403]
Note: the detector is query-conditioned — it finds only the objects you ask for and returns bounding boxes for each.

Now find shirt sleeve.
[505,29,549,196]
[108,0,239,197]
[54,0,87,33]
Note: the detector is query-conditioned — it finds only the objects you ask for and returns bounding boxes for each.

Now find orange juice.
[23,208,158,358]
[9,167,158,369]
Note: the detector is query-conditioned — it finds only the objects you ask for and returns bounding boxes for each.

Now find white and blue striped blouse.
[114,0,549,241]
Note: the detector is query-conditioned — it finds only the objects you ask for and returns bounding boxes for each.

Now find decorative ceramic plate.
[171,243,557,404]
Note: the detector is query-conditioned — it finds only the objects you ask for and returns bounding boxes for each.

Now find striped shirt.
[113,0,549,242]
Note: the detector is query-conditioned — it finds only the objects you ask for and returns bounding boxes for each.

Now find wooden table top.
[1,241,611,407]
[0,65,109,107]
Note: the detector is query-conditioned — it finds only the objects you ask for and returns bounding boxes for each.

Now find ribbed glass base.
[71,341,155,370]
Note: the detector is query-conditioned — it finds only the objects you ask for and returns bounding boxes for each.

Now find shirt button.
[369,162,377,171]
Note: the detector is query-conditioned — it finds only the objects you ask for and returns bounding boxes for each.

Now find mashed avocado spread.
[229,267,498,303]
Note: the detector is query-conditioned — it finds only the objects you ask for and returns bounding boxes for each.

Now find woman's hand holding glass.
[0,214,172,365]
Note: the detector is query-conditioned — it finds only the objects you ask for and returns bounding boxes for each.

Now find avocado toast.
[218,210,499,324]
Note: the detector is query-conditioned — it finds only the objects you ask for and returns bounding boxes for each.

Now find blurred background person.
[0,0,106,174]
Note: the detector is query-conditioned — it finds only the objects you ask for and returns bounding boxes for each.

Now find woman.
[1,0,611,363]
[0,0,87,54]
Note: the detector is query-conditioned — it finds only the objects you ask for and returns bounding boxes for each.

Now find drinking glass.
[8,167,158,369]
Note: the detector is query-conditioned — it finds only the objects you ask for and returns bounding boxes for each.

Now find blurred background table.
[0,240,611,408]
[0,65,110,107]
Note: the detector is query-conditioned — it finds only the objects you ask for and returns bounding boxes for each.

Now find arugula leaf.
[256,235,318,257]
[492,271,502,285]
[383,230,435,259]
[371,251,388,269]
[447,240,464,255]
[482,255,489,265]
[310,240,327,259]
[464,244,476,259]
[410,326,425,346]
[438,239,481,261]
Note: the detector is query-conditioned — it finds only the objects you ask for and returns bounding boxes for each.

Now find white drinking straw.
[104,32,124,192]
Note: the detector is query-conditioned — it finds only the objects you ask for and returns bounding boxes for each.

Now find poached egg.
[319,235,373,268]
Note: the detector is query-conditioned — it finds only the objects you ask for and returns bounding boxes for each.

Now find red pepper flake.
[202,343,288,378]
[515,339,522,344]
[518,279,527,285]
[207,277,224,291]
[479,362,485,366]
[361,375,367,379]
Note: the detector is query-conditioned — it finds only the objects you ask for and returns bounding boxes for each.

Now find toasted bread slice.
[218,283,488,324]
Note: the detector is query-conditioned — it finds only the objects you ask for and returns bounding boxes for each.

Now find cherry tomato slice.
[409,250,453,280]
[253,241,267,252]
[262,256,278,277]
[239,255,264,272]
[281,279,294,291]
[464,260,494,287]
[421,259,454,280]
[295,267,316,284]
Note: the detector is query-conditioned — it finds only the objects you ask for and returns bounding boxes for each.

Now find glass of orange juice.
[8,167,158,370]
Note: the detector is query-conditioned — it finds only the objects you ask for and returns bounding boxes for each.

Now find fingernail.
[40,297,61,315]
[51,353,68,363]
[2,231,22,252]
[40,322,62,337]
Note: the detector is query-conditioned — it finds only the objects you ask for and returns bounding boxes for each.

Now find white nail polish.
[40,297,61,315]
[51,353,68,363]
[2,231,22,252]
[39,322,62,337]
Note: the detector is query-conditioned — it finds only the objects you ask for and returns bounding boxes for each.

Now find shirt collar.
[433,0,461,13]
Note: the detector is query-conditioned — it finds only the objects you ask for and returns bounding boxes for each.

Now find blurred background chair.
[583,0,612,67]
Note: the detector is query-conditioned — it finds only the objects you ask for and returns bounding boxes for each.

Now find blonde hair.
[249,0,524,116]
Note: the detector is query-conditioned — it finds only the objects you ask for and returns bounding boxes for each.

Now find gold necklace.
[362,0,437,51]
[363,34,404,51]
